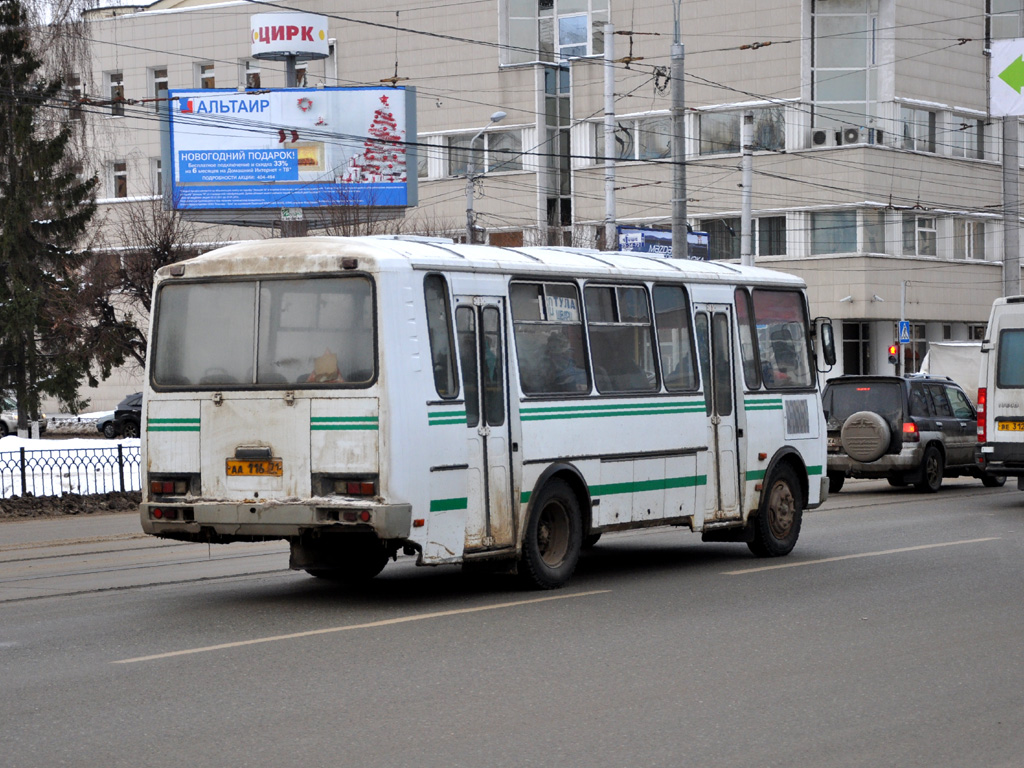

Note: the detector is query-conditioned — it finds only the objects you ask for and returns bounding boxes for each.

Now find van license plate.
[997,422,1024,432]
[226,459,283,476]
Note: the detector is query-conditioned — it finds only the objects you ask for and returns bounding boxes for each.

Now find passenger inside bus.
[545,333,588,392]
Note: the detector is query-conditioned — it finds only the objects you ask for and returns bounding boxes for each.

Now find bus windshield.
[152,276,375,388]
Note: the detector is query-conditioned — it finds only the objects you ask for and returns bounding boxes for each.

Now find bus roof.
[158,236,807,289]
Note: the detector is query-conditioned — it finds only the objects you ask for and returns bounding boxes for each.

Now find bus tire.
[519,479,582,589]
[747,464,803,558]
[582,532,602,549]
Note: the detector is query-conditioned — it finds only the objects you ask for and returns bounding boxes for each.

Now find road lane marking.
[113,589,611,664]
[722,537,1001,575]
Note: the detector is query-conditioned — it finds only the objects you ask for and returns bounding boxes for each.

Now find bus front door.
[455,299,515,552]
[695,306,742,521]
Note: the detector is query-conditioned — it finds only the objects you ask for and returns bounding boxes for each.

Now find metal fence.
[0,444,140,498]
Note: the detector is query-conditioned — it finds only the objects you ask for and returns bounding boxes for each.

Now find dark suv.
[822,375,1004,493]
[113,392,142,438]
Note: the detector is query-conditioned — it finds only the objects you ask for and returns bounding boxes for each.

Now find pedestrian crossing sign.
[898,321,911,344]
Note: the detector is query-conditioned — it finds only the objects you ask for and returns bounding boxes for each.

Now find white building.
[68,0,1021,393]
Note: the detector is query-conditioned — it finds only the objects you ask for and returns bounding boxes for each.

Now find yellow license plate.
[226,459,283,476]
[997,422,1024,431]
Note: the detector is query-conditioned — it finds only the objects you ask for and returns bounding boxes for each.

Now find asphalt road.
[1,477,1023,768]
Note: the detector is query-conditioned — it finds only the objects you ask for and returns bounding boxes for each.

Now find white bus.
[140,237,836,588]
[977,295,1024,487]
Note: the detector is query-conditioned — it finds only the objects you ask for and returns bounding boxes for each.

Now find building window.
[295,64,308,87]
[597,114,673,161]
[243,60,261,89]
[113,161,127,198]
[991,0,1024,40]
[501,0,609,65]
[863,208,886,253]
[954,219,986,260]
[67,74,83,121]
[151,68,168,112]
[448,130,523,176]
[969,324,987,340]
[812,0,878,126]
[811,210,857,254]
[705,218,740,261]
[842,321,870,375]
[901,107,936,153]
[950,117,984,159]
[151,158,162,196]
[757,216,787,256]
[943,324,952,340]
[198,63,215,89]
[698,107,785,156]
[902,214,937,257]
[108,71,124,117]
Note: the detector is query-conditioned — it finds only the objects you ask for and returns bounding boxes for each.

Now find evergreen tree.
[0,0,116,429]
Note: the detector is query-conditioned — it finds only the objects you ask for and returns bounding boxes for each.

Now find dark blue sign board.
[617,226,709,260]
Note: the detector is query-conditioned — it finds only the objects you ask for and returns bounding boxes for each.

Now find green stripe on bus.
[747,465,823,481]
[430,497,468,512]
[589,475,707,496]
[429,410,467,425]
[520,475,706,505]
[311,416,378,431]
[147,418,199,432]
[521,402,705,422]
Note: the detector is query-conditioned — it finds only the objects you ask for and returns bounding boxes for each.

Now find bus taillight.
[978,387,987,443]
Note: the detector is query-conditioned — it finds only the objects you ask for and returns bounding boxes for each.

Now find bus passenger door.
[695,306,741,520]
[455,299,515,552]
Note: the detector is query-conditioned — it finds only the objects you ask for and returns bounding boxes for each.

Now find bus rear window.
[152,276,375,388]
[997,329,1024,388]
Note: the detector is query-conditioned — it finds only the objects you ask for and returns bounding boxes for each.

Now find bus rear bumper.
[140,501,413,542]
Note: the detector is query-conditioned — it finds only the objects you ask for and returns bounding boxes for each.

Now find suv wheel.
[982,474,1007,488]
[914,445,944,493]
[827,471,845,494]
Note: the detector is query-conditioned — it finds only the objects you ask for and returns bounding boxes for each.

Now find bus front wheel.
[747,464,803,558]
[519,479,582,589]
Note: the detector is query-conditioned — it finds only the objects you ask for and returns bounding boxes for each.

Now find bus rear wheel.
[747,464,803,558]
[519,479,582,589]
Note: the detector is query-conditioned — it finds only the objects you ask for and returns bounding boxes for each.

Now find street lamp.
[465,110,507,244]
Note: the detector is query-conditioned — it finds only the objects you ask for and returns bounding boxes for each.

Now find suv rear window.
[823,381,903,430]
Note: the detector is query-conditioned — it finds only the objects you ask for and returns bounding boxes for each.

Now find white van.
[977,296,1024,487]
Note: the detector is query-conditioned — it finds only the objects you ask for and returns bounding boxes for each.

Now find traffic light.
[888,344,899,365]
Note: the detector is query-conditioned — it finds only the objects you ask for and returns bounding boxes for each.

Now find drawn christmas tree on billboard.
[341,94,407,183]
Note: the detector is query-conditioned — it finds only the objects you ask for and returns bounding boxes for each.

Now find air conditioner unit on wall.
[839,126,864,145]
[811,127,838,147]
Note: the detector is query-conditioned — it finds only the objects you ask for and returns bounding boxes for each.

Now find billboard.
[617,226,709,260]
[167,87,416,211]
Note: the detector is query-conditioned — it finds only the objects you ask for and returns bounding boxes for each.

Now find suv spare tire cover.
[840,411,891,462]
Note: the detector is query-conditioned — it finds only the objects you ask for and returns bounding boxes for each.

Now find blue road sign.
[898,321,911,344]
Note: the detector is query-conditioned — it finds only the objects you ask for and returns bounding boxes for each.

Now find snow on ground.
[0,433,140,498]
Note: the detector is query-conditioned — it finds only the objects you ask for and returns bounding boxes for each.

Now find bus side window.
[652,285,697,392]
[456,307,480,427]
[510,281,590,395]
[733,288,761,389]
[585,285,657,394]
[424,275,458,398]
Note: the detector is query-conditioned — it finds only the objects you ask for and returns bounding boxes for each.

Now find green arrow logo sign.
[999,55,1024,93]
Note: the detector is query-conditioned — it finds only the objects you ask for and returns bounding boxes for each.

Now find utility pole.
[281,54,307,237]
[670,41,686,258]
[740,111,754,266]
[604,23,616,251]
[1004,115,1021,296]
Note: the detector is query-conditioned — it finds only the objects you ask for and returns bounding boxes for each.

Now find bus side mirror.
[816,318,837,367]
